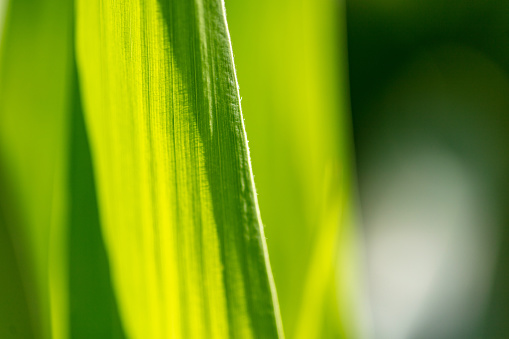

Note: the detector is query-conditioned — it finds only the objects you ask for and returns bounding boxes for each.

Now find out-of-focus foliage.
[0,0,73,337]
[0,204,33,338]
[226,1,358,338]
[347,1,509,338]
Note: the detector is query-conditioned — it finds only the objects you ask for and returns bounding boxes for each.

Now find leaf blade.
[75,1,283,338]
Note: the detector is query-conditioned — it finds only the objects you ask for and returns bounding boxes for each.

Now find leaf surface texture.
[75,0,283,338]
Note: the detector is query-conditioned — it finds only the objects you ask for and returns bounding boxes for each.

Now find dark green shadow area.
[0,175,35,338]
[155,1,281,337]
[481,199,509,339]
[68,62,126,339]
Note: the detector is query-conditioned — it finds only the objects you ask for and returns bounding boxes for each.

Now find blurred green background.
[2,0,509,338]
[347,0,509,338]
[229,0,509,338]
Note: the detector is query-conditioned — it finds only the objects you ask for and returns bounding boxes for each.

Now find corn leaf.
[226,1,358,338]
[75,0,283,338]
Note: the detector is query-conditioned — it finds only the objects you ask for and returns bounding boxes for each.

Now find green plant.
[0,0,353,338]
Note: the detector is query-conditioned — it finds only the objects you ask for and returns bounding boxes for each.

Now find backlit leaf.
[75,0,283,338]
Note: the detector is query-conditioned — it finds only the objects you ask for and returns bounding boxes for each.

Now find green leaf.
[0,1,125,338]
[0,0,74,337]
[75,0,283,338]
[226,0,359,338]
[68,61,126,339]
